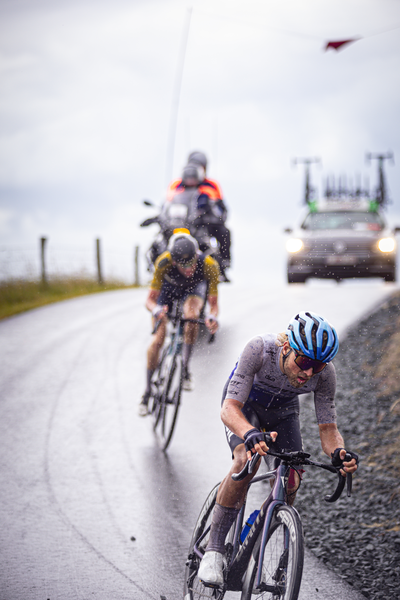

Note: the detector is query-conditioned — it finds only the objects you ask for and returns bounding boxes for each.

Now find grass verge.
[0,277,139,320]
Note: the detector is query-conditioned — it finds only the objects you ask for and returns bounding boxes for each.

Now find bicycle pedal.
[200,581,220,590]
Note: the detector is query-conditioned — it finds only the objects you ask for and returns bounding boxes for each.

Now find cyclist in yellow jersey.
[139,229,220,416]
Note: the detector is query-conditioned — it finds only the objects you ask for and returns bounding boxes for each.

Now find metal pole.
[366,151,394,207]
[292,157,321,204]
[165,7,193,185]
[40,237,47,284]
[134,246,140,286]
[96,238,103,284]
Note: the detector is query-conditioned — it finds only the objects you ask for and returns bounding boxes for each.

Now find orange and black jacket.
[166,178,224,203]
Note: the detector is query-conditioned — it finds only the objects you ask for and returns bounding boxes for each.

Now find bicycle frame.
[167,316,184,356]
[155,297,209,347]
[164,309,209,358]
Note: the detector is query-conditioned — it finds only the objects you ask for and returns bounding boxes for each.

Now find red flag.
[325,38,360,51]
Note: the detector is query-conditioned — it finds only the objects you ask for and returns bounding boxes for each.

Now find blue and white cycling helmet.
[286,311,339,363]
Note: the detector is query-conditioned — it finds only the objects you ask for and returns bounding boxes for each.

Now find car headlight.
[378,237,396,253]
[286,238,304,253]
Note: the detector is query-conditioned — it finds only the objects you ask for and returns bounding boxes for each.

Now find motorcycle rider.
[138,228,220,416]
[166,151,232,281]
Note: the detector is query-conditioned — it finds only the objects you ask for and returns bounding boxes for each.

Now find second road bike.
[147,299,214,451]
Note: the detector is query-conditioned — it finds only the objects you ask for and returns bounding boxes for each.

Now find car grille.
[305,238,374,257]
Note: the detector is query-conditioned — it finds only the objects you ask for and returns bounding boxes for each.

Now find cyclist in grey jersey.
[198,311,359,587]
[227,332,337,424]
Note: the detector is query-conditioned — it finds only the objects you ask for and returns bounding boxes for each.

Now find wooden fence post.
[40,237,47,284]
[134,246,140,286]
[96,238,103,284]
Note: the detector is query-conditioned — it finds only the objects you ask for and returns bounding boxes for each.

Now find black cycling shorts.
[221,379,303,459]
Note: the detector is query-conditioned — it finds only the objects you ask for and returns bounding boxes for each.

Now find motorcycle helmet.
[168,228,199,265]
[182,164,203,187]
[188,151,207,170]
[286,311,339,362]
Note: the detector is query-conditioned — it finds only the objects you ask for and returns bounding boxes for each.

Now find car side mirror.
[284,228,293,234]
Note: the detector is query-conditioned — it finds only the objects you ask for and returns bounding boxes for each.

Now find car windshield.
[302,211,385,231]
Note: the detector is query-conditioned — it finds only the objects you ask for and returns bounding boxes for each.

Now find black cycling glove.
[243,428,265,453]
[331,447,359,467]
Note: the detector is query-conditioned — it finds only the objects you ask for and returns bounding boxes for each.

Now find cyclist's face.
[175,260,197,278]
[281,342,315,388]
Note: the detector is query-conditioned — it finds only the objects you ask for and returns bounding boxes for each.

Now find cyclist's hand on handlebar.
[331,447,359,476]
[243,429,277,461]
[205,316,219,334]
[152,305,168,322]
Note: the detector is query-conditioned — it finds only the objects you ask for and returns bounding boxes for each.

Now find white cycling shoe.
[138,393,149,417]
[182,370,194,392]
[198,551,224,587]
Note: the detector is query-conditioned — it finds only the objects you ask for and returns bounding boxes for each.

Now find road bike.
[183,440,353,599]
[147,299,214,451]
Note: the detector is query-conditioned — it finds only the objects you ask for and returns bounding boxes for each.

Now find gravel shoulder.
[296,290,400,600]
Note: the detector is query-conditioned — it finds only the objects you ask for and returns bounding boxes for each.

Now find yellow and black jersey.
[150,251,220,296]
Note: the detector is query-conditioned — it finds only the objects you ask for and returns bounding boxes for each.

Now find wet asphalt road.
[0,279,395,600]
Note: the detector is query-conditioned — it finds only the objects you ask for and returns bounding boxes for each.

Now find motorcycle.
[140,188,228,280]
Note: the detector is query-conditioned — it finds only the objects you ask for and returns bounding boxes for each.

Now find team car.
[285,152,398,284]
[285,200,399,283]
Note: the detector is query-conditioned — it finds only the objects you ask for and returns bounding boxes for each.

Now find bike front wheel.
[148,347,168,424]
[241,504,304,600]
[154,352,183,451]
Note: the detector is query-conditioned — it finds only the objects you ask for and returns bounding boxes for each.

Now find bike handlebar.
[152,316,215,343]
[231,446,353,503]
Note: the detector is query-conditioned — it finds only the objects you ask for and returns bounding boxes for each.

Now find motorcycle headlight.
[378,237,396,253]
[286,238,304,253]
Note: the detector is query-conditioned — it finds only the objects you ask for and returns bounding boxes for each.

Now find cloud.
[0,0,399,280]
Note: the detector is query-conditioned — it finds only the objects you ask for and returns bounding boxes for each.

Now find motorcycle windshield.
[160,189,199,233]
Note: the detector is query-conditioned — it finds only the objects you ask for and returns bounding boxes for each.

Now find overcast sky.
[1,0,399,282]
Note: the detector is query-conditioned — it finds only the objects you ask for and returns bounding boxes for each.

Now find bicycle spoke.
[150,348,168,428]
[184,485,227,600]
[241,506,303,600]
[155,354,182,450]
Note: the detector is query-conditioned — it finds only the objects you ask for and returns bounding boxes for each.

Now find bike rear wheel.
[154,352,183,451]
[183,484,227,600]
[241,505,304,600]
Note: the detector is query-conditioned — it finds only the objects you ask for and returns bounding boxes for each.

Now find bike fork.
[254,500,283,591]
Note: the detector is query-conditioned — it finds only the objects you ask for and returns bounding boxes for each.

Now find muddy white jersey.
[225,333,337,424]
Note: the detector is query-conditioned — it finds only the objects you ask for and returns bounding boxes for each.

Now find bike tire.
[155,352,183,451]
[240,505,304,600]
[148,347,168,426]
[183,483,227,600]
